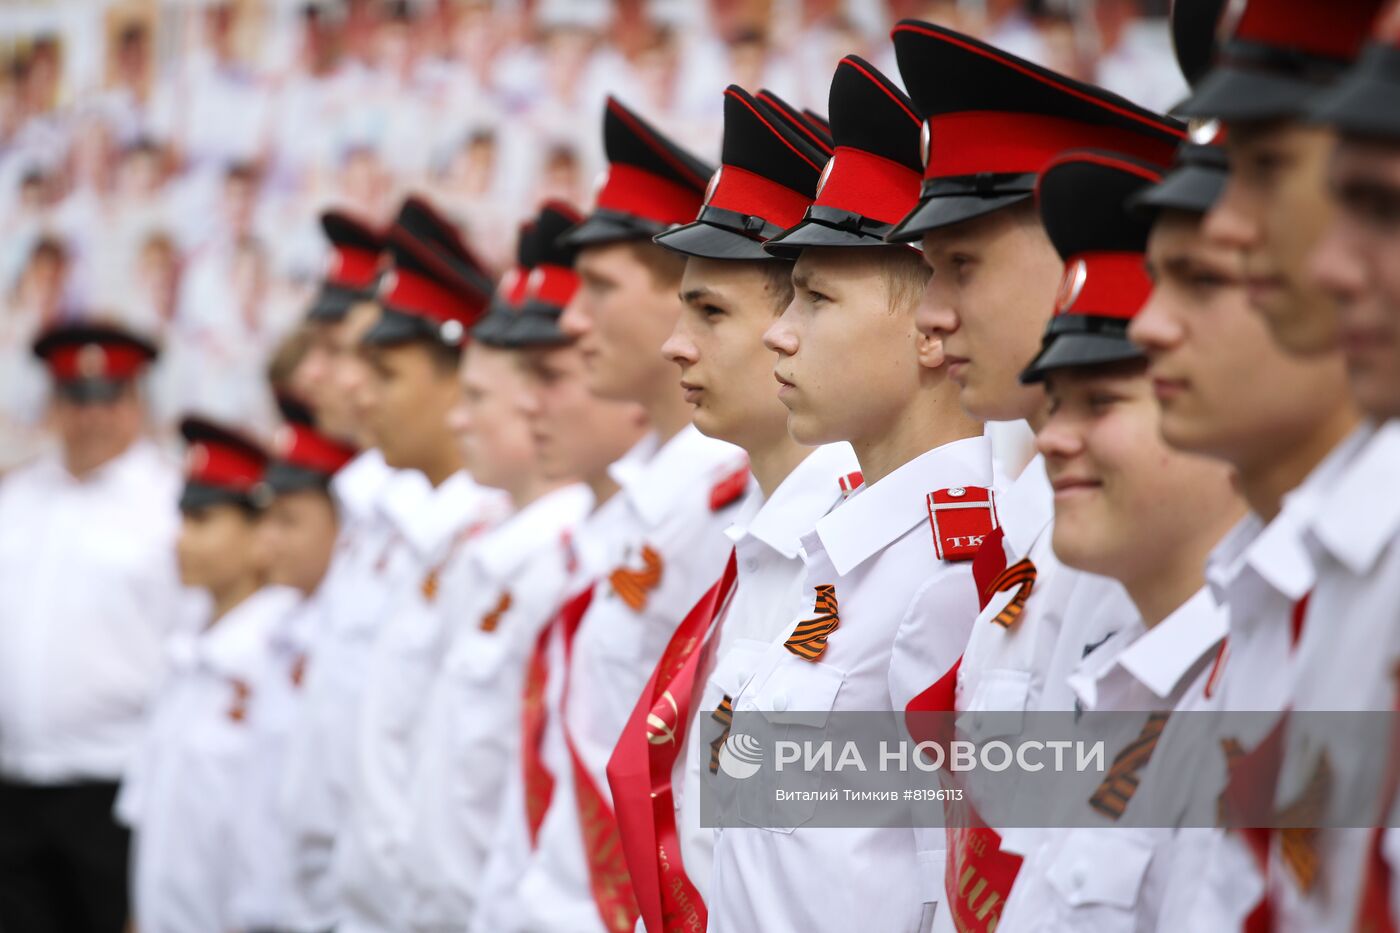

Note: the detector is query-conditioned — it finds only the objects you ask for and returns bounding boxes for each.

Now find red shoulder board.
[709,463,750,512]
[927,486,999,562]
[838,470,863,499]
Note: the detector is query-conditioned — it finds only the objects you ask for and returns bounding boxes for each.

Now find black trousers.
[0,778,130,933]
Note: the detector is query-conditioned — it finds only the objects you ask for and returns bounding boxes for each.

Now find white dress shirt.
[278,450,413,931]
[674,443,860,900]
[471,487,641,933]
[708,436,993,933]
[333,470,507,933]
[0,439,191,783]
[117,584,302,933]
[234,589,326,932]
[997,588,1227,933]
[403,482,593,932]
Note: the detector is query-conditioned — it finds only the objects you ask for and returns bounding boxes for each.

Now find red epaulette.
[838,470,864,498]
[709,462,750,512]
[926,486,999,561]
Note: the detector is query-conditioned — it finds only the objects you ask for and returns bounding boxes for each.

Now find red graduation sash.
[521,585,595,847]
[608,552,739,933]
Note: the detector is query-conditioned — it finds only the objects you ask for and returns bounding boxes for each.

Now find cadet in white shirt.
[402,206,595,931]
[234,395,356,933]
[330,196,505,933]
[118,416,301,933]
[0,322,185,933]
[992,151,1244,932]
[275,218,410,932]
[469,214,650,933]
[506,96,743,933]
[704,55,989,933]
[607,85,859,932]
[1128,112,1367,933]
[886,25,1185,928]
[1307,20,1400,925]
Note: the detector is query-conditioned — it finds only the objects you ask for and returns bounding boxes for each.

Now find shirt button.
[772,693,789,712]
[1071,866,1087,891]
[744,558,759,573]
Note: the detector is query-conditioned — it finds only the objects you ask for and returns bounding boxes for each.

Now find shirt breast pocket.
[1045,829,1156,927]
[736,660,846,833]
[960,668,1033,739]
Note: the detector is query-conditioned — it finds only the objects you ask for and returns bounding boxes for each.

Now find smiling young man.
[988,150,1244,931]
[886,23,1184,929]
[330,196,510,933]
[693,56,988,933]
[398,208,594,933]
[501,98,745,933]
[605,86,859,932]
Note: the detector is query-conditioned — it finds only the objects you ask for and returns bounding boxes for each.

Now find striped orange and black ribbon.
[1089,711,1170,820]
[708,694,734,775]
[609,545,663,612]
[987,558,1037,629]
[784,584,839,661]
[1276,752,1332,894]
[480,590,512,632]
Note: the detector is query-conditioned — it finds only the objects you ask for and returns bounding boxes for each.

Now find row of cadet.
[3,0,1400,930]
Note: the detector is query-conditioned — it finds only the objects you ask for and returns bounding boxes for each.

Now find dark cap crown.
[1020,150,1165,384]
[561,98,715,247]
[888,21,1184,239]
[763,56,924,256]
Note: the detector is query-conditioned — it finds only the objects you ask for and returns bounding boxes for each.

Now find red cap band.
[925,112,1180,181]
[816,146,923,225]
[328,245,380,290]
[595,163,705,226]
[1234,0,1379,60]
[501,268,531,306]
[706,164,813,230]
[187,442,264,491]
[44,342,151,382]
[380,265,483,329]
[527,264,580,308]
[1054,251,1152,321]
[276,423,356,476]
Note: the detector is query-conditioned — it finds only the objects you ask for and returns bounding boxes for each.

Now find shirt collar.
[476,483,593,583]
[998,453,1053,557]
[728,443,860,561]
[1116,587,1227,701]
[811,436,993,577]
[397,470,500,560]
[332,448,392,521]
[612,424,746,529]
[197,585,301,678]
[1207,505,1313,610]
[1308,420,1400,576]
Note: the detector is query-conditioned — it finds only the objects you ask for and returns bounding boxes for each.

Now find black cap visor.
[497,306,571,348]
[179,481,260,514]
[52,378,131,405]
[558,209,667,249]
[763,206,903,258]
[264,460,333,497]
[886,173,1038,242]
[1020,318,1145,384]
[1129,146,1229,218]
[654,207,780,261]
[1174,63,1323,123]
[1310,46,1400,140]
[306,283,373,323]
[361,306,462,348]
